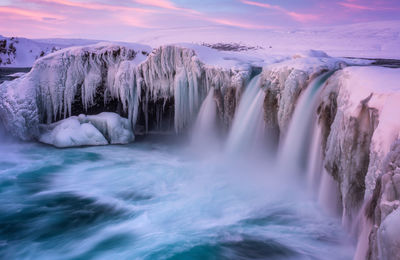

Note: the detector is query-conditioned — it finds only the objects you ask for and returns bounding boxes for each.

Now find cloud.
[240,0,319,22]
[339,2,375,10]
[209,18,276,29]
[29,0,155,13]
[338,0,400,11]
[0,6,63,21]
[134,0,178,10]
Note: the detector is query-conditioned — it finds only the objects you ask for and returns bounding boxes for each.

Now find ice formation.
[0,75,39,140]
[259,60,400,259]
[39,112,134,147]
[39,116,108,148]
[0,43,253,141]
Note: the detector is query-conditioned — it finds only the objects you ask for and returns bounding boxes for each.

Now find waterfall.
[279,72,334,171]
[226,74,267,157]
[306,121,324,191]
[278,71,343,216]
[317,168,342,217]
[190,88,219,152]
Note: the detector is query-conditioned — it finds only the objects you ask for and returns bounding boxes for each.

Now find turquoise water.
[0,138,354,259]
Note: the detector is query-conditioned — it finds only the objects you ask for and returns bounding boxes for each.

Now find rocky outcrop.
[316,67,400,259]
[259,64,400,259]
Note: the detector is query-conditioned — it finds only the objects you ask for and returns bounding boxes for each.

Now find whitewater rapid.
[0,137,354,260]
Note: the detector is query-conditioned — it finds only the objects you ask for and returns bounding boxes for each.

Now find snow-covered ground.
[0,35,100,67]
[1,20,399,68]
[135,20,400,59]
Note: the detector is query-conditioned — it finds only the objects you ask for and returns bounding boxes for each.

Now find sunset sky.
[1,0,399,40]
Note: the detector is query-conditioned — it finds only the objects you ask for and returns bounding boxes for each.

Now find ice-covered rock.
[136,45,253,132]
[39,112,134,147]
[39,116,108,148]
[0,75,39,140]
[0,43,254,140]
[378,207,400,260]
[314,66,400,259]
[33,42,150,125]
[259,56,346,139]
[79,112,134,144]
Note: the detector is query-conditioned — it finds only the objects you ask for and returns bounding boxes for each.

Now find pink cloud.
[210,18,276,29]
[240,0,319,22]
[287,12,319,22]
[0,6,63,21]
[240,0,280,11]
[28,0,155,13]
[134,0,178,10]
[338,0,399,11]
[339,2,375,10]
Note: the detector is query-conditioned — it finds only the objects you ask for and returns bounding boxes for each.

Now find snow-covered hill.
[1,20,400,68]
[135,20,400,59]
[0,35,100,67]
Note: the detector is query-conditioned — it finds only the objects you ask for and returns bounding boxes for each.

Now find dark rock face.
[263,88,280,148]
[223,87,237,130]
[317,91,337,157]
[136,94,175,134]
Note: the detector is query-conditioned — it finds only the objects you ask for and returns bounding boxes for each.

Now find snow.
[39,112,134,148]
[39,116,108,148]
[81,113,134,144]
[3,20,399,69]
[0,35,102,67]
[7,72,26,78]
[175,43,284,69]
[134,20,400,59]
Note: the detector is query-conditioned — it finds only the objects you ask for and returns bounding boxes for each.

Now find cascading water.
[279,72,334,171]
[306,121,324,191]
[278,71,343,217]
[190,88,219,152]
[226,74,268,157]
[0,67,355,259]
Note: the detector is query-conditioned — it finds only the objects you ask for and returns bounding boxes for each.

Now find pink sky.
[1,0,399,41]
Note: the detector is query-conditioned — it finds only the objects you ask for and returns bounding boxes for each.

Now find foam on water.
[0,139,354,259]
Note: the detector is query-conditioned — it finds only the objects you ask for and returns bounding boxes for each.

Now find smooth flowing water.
[0,137,354,260]
[279,72,334,171]
[226,75,268,157]
[191,88,219,152]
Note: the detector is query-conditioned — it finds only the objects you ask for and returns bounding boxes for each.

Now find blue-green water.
[0,138,354,259]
